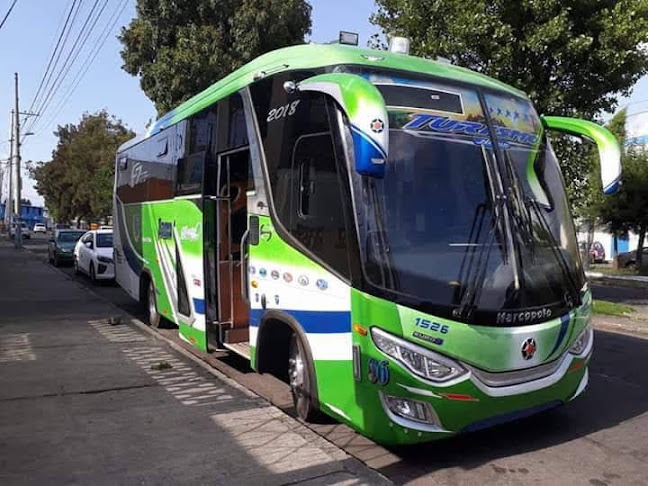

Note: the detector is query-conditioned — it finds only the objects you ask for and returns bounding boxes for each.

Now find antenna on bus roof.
[389,37,410,55]
[339,31,359,46]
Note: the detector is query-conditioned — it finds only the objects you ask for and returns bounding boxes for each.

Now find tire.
[73,258,80,275]
[288,333,320,422]
[53,254,59,267]
[146,280,161,328]
[89,263,97,284]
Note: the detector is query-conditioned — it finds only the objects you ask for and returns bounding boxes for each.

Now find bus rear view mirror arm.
[541,116,622,194]
[296,73,389,178]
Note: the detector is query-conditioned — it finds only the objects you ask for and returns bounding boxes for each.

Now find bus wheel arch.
[256,311,321,420]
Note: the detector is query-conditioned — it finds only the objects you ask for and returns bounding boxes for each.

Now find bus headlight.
[569,326,592,356]
[371,328,466,383]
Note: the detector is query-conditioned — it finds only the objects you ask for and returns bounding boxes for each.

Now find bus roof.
[119,43,527,152]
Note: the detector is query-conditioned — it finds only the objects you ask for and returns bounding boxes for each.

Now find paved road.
[0,238,385,485]
[20,234,648,485]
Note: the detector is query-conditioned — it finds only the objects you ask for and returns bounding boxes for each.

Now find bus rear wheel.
[146,281,161,328]
[288,333,319,422]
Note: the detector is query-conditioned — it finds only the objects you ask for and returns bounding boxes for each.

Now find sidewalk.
[0,241,388,485]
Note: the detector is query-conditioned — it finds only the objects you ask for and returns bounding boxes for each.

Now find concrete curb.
[587,271,648,288]
[30,246,392,485]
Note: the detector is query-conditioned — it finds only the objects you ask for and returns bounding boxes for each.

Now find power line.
[25,0,78,118]
[0,0,18,31]
[24,0,81,135]
[28,0,106,135]
[37,0,128,136]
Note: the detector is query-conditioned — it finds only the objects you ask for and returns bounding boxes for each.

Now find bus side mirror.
[541,116,622,194]
[297,73,389,178]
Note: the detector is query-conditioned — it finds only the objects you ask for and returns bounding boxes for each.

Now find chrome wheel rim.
[148,285,156,321]
[288,335,306,403]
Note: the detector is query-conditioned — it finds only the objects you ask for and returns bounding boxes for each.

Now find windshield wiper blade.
[453,197,506,321]
[525,198,582,308]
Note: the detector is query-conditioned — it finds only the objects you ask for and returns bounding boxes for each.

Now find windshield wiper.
[525,198,582,308]
[453,196,506,321]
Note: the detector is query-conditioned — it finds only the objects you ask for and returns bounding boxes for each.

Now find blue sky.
[0,0,646,206]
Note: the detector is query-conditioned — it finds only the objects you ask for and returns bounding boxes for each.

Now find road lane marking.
[123,346,237,407]
[88,319,148,343]
[0,333,36,362]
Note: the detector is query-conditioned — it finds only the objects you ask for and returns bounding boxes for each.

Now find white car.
[33,223,47,233]
[74,229,115,282]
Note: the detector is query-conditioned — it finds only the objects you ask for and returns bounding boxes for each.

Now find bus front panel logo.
[521,338,537,360]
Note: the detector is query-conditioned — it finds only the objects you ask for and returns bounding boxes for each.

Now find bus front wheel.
[288,333,319,421]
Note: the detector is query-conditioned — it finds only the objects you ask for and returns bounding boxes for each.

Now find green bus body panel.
[119,44,527,152]
[122,197,207,351]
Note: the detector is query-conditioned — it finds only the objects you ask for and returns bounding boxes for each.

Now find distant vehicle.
[590,241,605,263]
[617,247,648,269]
[579,241,606,264]
[74,230,114,282]
[10,222,30,239]
[48,230,85,267]
[33,223,47,234]
[54,223,71,230]
[99,225,113,230]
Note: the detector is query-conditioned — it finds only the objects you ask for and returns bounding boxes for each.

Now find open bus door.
[205,147,251,354]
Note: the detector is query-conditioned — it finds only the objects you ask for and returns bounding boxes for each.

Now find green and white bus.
[114,40,621,445]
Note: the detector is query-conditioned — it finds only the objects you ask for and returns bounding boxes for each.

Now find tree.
[371,0,648,204]
[119,0,312,114]
[31,111,134,223]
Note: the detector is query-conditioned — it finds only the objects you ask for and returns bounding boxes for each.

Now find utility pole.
[5,110,14,230]
[12,73,21,248]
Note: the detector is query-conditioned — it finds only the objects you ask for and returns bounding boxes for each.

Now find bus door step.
[223,342,251,360]
[224,327,249,344]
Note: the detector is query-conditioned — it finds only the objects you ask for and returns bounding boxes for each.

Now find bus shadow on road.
[378,329,648,480]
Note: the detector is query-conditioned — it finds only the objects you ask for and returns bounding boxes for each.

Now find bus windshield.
[350,74,584,326]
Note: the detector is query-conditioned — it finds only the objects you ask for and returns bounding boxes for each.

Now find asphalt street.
[14,234,648,485]
[0,236,385,486]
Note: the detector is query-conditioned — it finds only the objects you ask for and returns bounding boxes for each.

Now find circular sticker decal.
[370,118,385,133]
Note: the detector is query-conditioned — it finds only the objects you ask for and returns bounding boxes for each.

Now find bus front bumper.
[349,332,592,445]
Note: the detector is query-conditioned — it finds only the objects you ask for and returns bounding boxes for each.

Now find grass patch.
[592,300,636,317]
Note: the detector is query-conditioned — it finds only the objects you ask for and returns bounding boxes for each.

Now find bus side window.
[177,106,216,196]
[290,131,350,278]
[176,152,205,195]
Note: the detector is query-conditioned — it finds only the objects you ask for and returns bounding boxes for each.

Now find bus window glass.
[251,76,351,279]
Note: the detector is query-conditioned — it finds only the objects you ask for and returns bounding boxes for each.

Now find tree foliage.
[371,0,648,205]
[30,111,134,223]
[119,0,312,114]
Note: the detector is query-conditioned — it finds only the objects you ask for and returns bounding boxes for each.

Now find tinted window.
[177,106,216,195]
[58,232,85,243]
[252,77,351,278]
[176,152,205,194]
[96,233,113,248]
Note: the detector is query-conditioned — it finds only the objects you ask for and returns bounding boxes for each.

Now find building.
[0,204,45,230]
